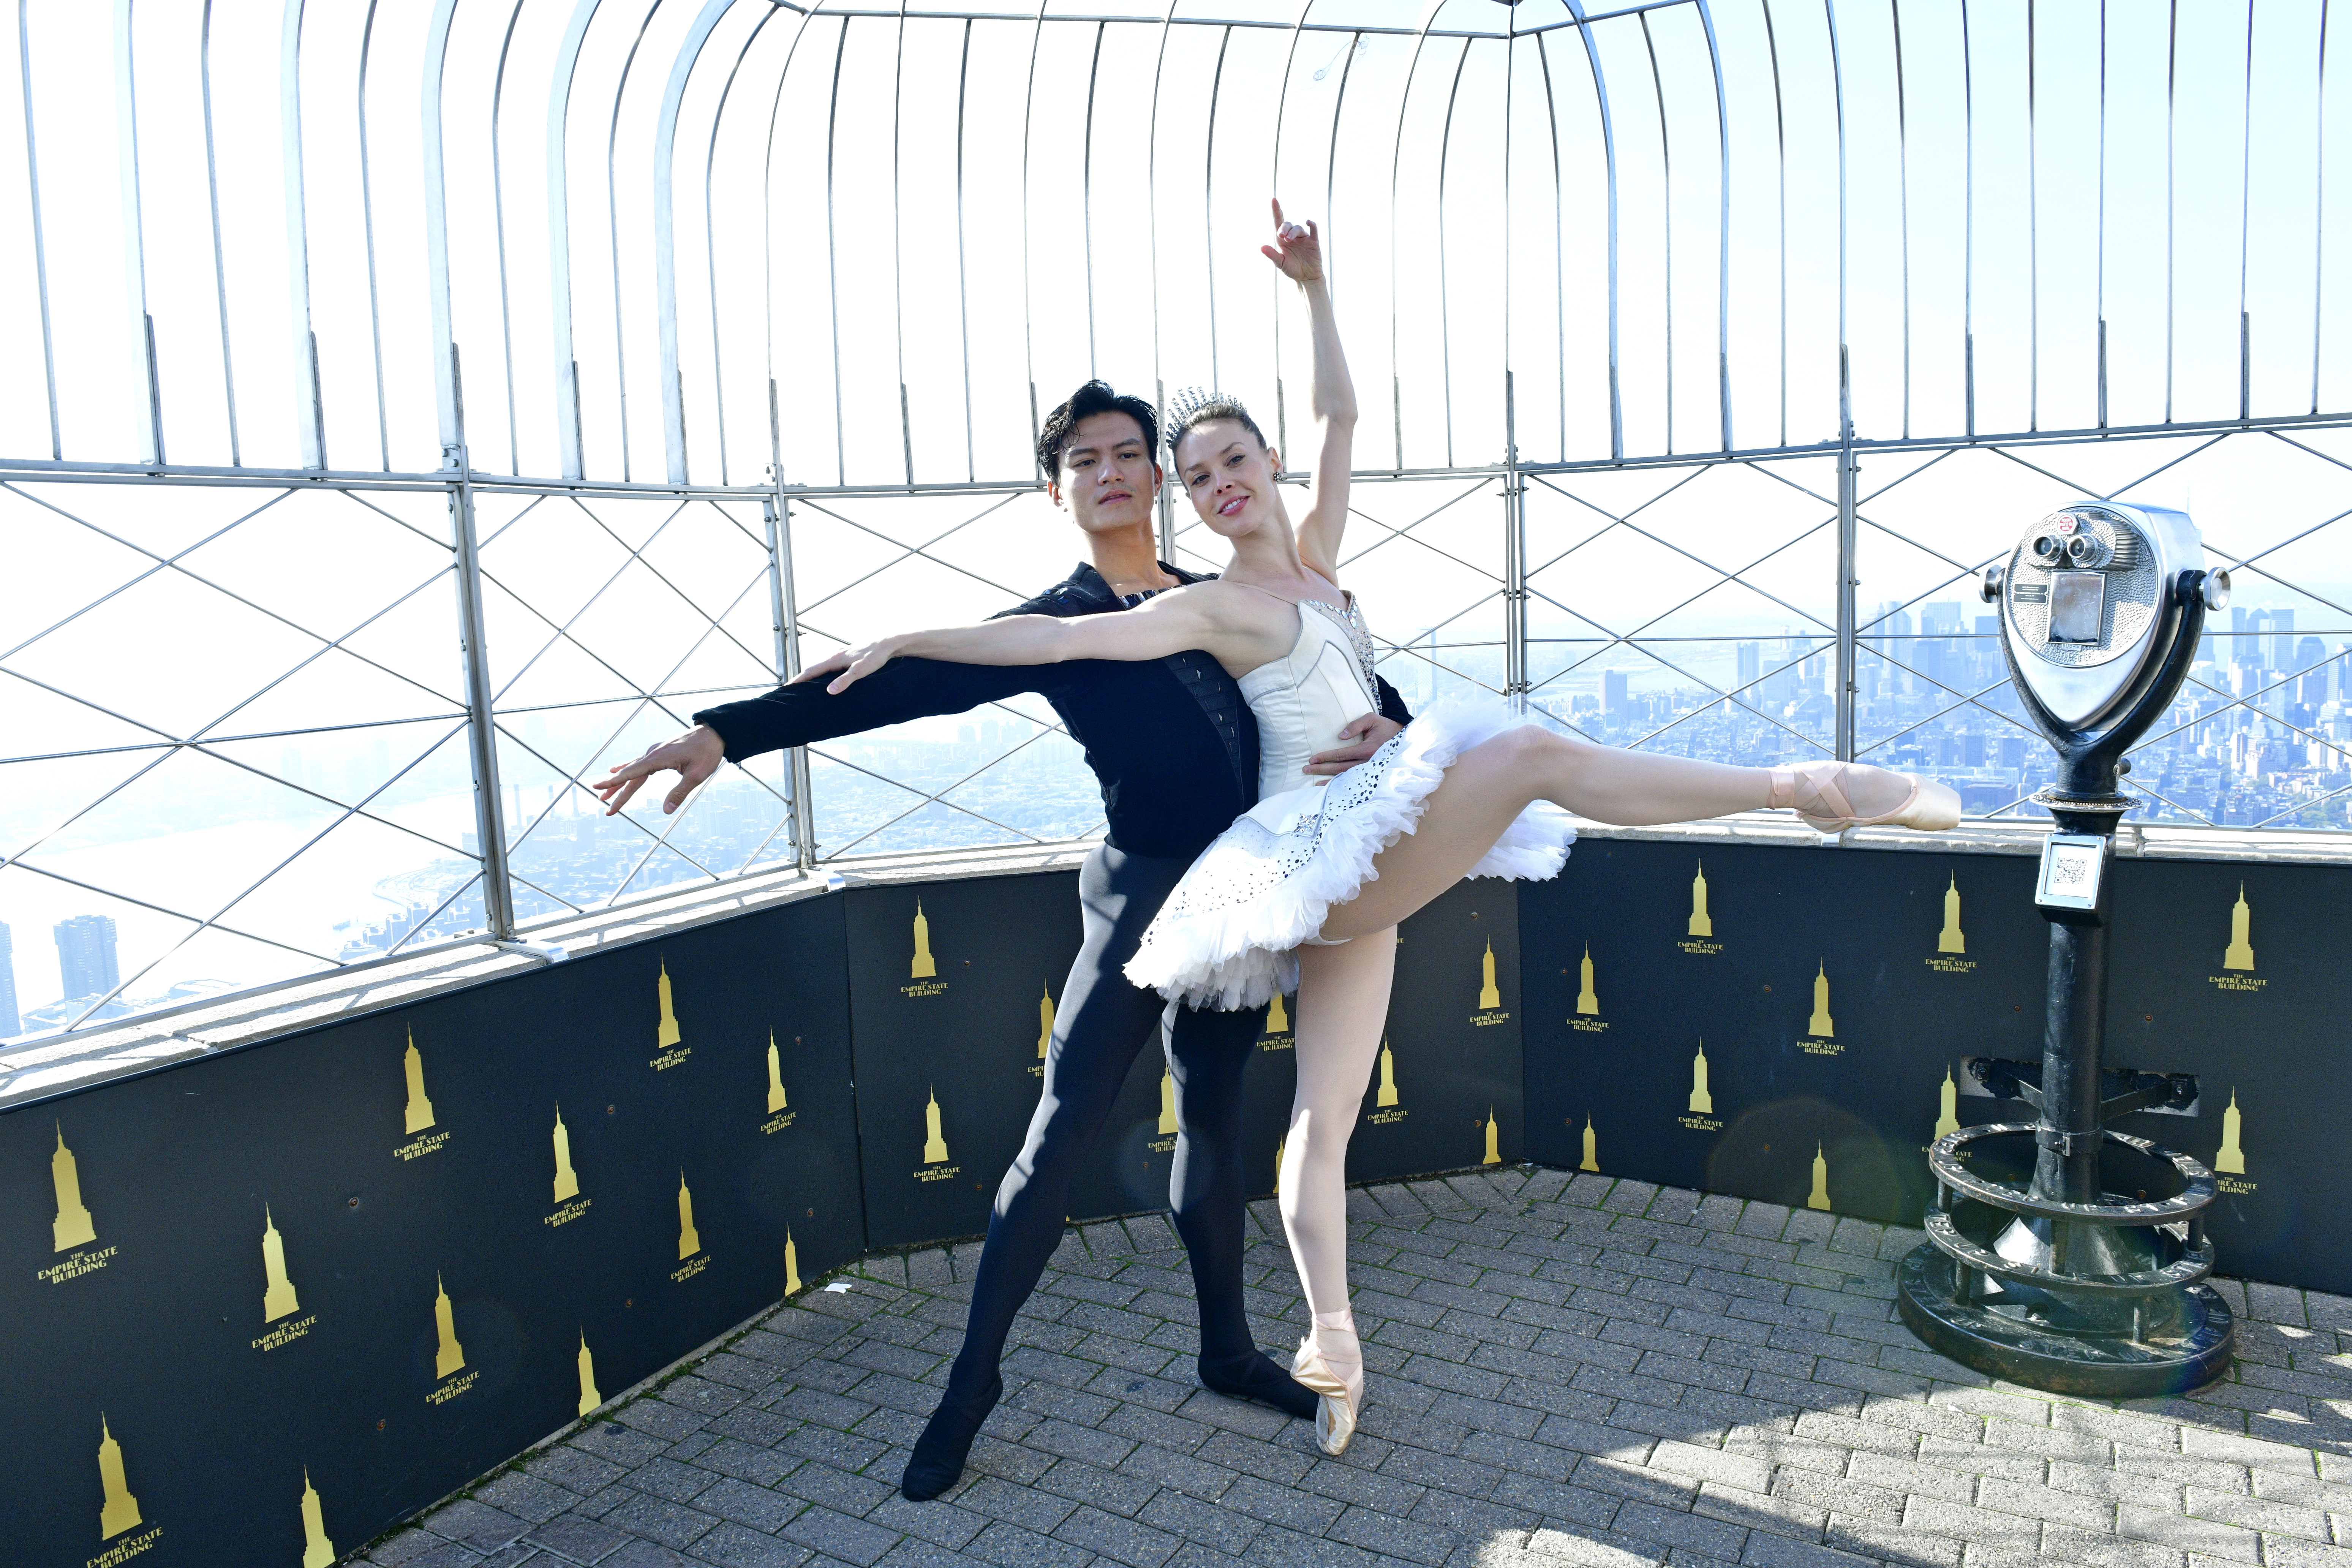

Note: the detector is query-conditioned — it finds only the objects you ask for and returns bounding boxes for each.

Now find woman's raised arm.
[797,583,1244,694]
[1263,200,1356,584]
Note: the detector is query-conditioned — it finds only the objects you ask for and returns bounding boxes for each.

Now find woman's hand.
[790,635,910,694]
[1260,198,1322,284]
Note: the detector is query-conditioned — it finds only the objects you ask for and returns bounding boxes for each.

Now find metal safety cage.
[2,0,2348,1046]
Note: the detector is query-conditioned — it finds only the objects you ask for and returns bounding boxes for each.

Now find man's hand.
[1302,712,1404,776]
[591,724,726,816]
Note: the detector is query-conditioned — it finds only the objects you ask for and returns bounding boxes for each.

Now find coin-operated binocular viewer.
[1895,504,2235,1397]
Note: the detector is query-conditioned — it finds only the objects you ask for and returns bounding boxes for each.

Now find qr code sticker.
[2048,850,2096,893]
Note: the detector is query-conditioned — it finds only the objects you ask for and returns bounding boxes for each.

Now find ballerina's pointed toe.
[1290,1336,1363,1456]
[1769,762,1962,833]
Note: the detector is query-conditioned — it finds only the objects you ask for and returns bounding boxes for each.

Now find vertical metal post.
[770,381,817,872]
[1834,346,1858,762]
[1503,371,1528,711]
[447,346,516,937]
[1156,380,1176,564]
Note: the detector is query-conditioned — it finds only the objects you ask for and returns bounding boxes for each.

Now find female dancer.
[801,202,1959,1456]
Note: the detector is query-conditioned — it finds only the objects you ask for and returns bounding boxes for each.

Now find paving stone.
[370,1189,2352,1568]
[430,1500,535,1553]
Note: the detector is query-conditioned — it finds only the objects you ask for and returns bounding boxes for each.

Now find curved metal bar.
[1695,0,1730,452]
[699,8,784,488]
[114,0,161,465]
[603,0,671,482]
[1385,0,1461,470]
[1563,2,1623,461]
[16,0,61,459]
[1204,25,1233,395]
[653,0,739,487]
[421,0,463,458]
[545,0,605,481]
[1434,39,1473,468]
[488,0,531,475]
[356,0,390,469]
[822,14,850,483]
[282,0,323,467]
[1638,13,1671,452]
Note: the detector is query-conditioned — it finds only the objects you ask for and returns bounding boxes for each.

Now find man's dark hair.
[1167,394,1269,467]
[1036,381,1160,480]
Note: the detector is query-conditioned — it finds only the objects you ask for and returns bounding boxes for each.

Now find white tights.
[1276,933,1399,1377]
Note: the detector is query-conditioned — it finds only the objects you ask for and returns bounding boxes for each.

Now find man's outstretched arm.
[591,658,1033,816]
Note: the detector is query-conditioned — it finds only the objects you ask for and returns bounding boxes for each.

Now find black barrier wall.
[9,842,2342,1565]
[846,873,1524,1248]
[4,893,860,1568]
[1519,840,2351,1298]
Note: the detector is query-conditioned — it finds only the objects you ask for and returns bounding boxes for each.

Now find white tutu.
[1123,695,1575,1010]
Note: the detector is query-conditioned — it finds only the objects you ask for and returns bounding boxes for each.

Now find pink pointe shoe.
[1769,760,1961,833]
[1291,1314,1364,1456]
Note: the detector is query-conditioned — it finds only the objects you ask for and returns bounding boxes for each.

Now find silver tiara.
[1165,385,1247,447]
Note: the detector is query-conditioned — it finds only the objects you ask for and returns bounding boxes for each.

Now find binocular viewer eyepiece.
[1977,503,2225,737]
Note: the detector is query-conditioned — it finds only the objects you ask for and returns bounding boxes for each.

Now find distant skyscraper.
[0,922,17,1037]
[1736,642,1762,702]
[55,916,120,1001]
[2269,609,2295,675]
[1601,669,1629,715]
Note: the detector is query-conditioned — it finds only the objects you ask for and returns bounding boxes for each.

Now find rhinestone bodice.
[1237,594,1381,803]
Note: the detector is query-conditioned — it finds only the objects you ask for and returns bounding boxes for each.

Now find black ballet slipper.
[899,1375,1002,1501]
[1198,1348,1319,1420]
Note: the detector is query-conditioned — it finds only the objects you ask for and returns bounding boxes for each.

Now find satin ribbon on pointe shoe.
[1767,761,1962,833]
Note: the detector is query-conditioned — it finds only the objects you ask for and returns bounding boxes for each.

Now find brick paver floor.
[367,1168,2352,1568]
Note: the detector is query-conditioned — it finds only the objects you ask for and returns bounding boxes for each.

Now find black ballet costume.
[694,563,1414,1501]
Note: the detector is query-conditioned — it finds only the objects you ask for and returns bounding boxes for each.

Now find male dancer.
[592,381,1412,1500]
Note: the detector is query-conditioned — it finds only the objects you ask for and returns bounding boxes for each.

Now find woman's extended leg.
[1278,932,1397,1452]
[1319,730,1930,942]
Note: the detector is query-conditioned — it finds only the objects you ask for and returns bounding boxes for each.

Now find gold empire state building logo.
[403,1032,436,1133]
[767,1031,789,1114]
[1807,1144,1832,1211]
[785,1228,803,1295]
[1478,942,1503,1012]
[1939,877,1965,954]
[1038,984,1055,1060]
[97,1415,142,1540]
[433,1274,466,1379]
[1936,1065,1961,1140]
[1377,1040,1399,1107]
[1481,1108,1502,1165]
[1159,1068,1179,1135]
[2216,1089,2247,1174]
[1689,1043,1712,1114]
[677,1173,702,1260]
[577,1331,603,1417]
[923,1089,950,1164]
[1267,992,1288,1034]
[53,1122,96,1251]
[1579,1114,1599,1173]
[552,1107,580,1203]
[1576,948,1599,1016]
[299,1467,335,1568]
[657,960,683,1048]
[1689,863,1713,936]
[2224,885,2255,971]
[262,1206,301,1322]
[911,901,937,978]
[1809,964,1834,1038]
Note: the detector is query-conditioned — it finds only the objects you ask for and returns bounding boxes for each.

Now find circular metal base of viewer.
[1896,1245,2234,1400]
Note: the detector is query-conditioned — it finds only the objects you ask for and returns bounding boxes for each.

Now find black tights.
[944,844,1266,1400]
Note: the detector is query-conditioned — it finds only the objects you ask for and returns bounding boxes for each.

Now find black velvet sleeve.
[691,658,1040,763]
[1375,674,1413,727]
